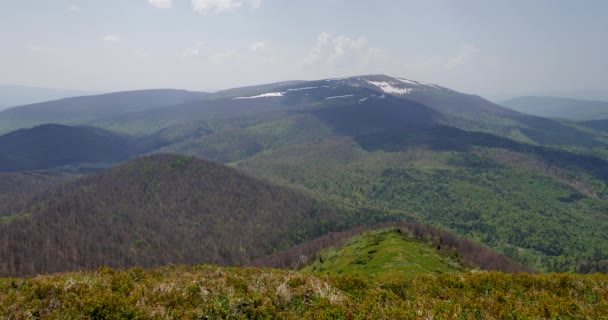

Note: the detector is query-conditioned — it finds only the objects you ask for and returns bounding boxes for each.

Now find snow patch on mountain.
[287,87,318,92]
[233,92,284,99]
[325,94,354,100]
[365,81,412,95]
[397,78,419,86]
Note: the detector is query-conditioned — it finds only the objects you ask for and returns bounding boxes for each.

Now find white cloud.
[303,32,385,68]
[191,0,263,15]
[250,41,266,52]
[148,0,172,8]
[302,32,332,65]
[66,5,80,12]
[444,45,480,69]
[101,34,121,43]
[181,41,207,58]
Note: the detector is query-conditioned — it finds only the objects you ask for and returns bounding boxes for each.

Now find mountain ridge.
[501,96,608,120]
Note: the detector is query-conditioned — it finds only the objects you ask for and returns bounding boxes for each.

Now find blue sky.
[1,0,607,99]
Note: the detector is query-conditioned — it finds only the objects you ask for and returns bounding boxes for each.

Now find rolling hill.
[1,75,608,274]
[0,154,354,277]
[0,89,208,134]
[0,85,99,108]
[0,124,137,172]
[255,223,531,276]
[501,96,608,120]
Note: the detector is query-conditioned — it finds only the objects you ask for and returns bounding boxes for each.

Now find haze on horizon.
[1,0,607,100]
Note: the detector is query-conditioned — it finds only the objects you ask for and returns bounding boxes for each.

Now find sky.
[1,0,607,100]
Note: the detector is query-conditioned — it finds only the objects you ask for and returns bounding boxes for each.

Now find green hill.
[304,229,468,280]
[2,75,608,274]
[236,132,608,273]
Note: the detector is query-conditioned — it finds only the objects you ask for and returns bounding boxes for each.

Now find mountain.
[579,119,608,132]
[500,96,608,120]
[0,89,208,135]
[2,75,608,273]
[0,85,99,108]
[0,154,353,277]
[119,75,605,147]
[0,124,136,172]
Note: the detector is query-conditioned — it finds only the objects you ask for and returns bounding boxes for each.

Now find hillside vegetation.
[238,135,608,273]
[254,223,531,274]
[2,75,608,275]
[0,154,352,277]
[1,266,606,319]
[304,229,468,279]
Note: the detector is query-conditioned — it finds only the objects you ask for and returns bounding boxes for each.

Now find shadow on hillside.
[356,126,608,183]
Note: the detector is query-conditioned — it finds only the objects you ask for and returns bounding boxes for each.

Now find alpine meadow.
[1,0,608,318]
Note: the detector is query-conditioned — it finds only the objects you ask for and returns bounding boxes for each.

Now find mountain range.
[1,74,608,275]
[501,96,608,120]
[0,85,99,108]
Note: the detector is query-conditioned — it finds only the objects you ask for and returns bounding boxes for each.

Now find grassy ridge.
[1,266,606,319]
[305,229,466,280]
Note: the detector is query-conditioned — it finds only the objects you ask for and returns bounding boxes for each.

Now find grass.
[1,265,607,319]
[305,229,465,280]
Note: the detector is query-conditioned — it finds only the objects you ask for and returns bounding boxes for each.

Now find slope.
[2,266,606,319]
[0,171,80,221]
[0,154,351,277]
[0,89,208,134]
[306,229,471,279]
[236,129,608,273]
[255,223,531,279]
[501,96,608,120]
[0,124,137,172]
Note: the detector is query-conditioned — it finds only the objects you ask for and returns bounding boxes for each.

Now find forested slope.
[0,154,350,277]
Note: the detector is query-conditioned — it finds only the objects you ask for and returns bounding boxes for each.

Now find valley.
[1,75,608,275]
[1,74,607,318]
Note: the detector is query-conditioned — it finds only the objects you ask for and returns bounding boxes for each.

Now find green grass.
[1,265,607,319]
[305,229,466,280]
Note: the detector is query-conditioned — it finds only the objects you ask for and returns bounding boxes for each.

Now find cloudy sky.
[1,0,607,99]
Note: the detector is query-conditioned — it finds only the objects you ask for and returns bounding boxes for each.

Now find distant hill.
[0,85,99,108]
[501,96,608,120]
[0,124,136,172]
[0,89,208,134]
[579,119,608,132]
[0,154,350,277]
[137,75,605,147]
[2,75,608,275]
